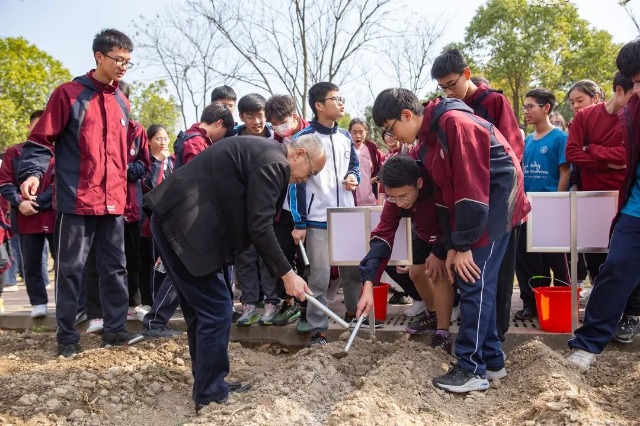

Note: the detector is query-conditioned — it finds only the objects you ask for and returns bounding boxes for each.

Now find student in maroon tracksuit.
[18,29,142,357]
[431,49,524,342]
[364,90,529,393]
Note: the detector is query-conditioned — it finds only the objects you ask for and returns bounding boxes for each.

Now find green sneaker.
[236,304,260,326]
[273,304,301,325]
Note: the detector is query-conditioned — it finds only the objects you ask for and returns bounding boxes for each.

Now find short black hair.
[617,40,640,80]
[265,95,297,121]
[119,80,131,99]
[379,155,420,189]
[613,71,634,93]
[201,102,234,128]
[147,124,167,140]
[431,49,468,80]
[210,85,237,103]
[471,76,490,87]
[238,93,267,115]
[525,88,556,112]
[308,82,339,119]
[29,110,44,123]
[92,29,133,55]
[372,88,423,127]
[348,118,368,132]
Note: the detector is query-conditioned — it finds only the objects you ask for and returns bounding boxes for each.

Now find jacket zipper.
[330,134,339,206]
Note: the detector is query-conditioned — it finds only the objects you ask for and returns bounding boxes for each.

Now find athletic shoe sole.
[486,367,507,381]
[432,377,490,393]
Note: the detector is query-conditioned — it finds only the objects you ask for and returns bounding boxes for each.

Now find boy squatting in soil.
[357,89,529,393]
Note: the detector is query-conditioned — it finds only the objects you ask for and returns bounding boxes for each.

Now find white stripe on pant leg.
[469,241,495,374]
[54,213,64,335]
[150,283,173,328]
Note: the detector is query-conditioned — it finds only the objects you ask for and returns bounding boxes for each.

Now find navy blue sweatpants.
[20,233,55,306]
[455,232,510,376]
[569,213,640,354]
[55,214,128,345]
[151,215,232,405]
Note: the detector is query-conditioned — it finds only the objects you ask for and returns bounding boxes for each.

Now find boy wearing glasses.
[362,89,529,393]
[431,49,524,342]
[289,82,361,346]
[18,29,142,357]
[514,88,571,321]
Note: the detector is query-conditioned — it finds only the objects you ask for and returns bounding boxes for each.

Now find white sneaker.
[127,305,149,321]
[566,349,596,371]
[404,300,426,317]
[86,318,104,334]
[3,284,18,292]
[450,305,460,322]
[30,304,48,318]
[579,287,592,307]
[486,367,507,381]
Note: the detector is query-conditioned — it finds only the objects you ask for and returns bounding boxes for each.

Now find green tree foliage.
[465,0,621,124]
[337,113,352,131]
[129,80,180,146]
[0,37,72,150]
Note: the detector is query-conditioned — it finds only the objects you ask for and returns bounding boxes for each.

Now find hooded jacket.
[419,98,530,252]
[19,71,130,215]
[124,120,151,223]
[289,121,360,229]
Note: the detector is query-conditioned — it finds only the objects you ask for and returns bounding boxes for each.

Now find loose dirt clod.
[0,331,638,425]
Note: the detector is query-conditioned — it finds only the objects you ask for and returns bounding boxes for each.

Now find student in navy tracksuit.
[141,103,234,338]
[366,90,529,393]
[18,29,143,357]
[566,40,640,370]
[0,135,55,318]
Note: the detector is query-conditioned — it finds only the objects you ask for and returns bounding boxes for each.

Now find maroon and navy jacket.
[124,120,151,223]
[0,143,55,235]
[19,70,130,215]
[359,163,441,283]
[463,84,524,163]
[617,95,640,213]
[420,98,530,252]
[141,153,176,238]
[174,124,214,169]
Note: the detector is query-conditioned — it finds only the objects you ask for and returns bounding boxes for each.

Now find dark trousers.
[151,215,232,405]
[139,237,154,306]
[273,210,304,300]
[20,233,55,306]
[569,214,640,353]
[55,214,128,345]
[515,225,571,312]
[495,224,520,341]
[79,242,104,320]
[124,221,142,307]
[143,272,178,330]
[455,232,510,376]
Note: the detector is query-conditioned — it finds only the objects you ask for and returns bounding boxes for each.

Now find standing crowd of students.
[0,27,639,406]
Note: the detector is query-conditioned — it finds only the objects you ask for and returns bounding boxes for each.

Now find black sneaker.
[362,317,384,329]
[389,291,412,305]
[101,330,144,347]
[75,310,88,325]
[405,313,437,335]
[306,332,327,347]
[432,364,489,393]
[195,381,252,413]
[57,343,81,357]
[143,327,183,339]
[614,315,640,343]
[343,313,356,325]
[514,307,537,320]
[430,330,452,353]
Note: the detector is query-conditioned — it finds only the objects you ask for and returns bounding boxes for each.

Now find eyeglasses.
[320,96,345,104]
[384,192,417,204]
[522,103,545,112]
[305,151,318,179]
[437,73,463,92]
[104,53,134,70]
[382,115,401,139]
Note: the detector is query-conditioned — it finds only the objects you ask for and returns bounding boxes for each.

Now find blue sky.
[1,0,639,121]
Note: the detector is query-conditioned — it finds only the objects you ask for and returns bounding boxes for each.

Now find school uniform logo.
[540,146,548,154]
[344,151,350,159]
[440,148,445,159]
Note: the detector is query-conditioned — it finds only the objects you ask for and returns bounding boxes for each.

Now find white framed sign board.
[327,206,413,266]
[526,190,618,333]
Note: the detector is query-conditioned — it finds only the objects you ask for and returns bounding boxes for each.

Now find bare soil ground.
[0,330,638,426]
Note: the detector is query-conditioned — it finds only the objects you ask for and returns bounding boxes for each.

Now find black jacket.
[143,136,292,277]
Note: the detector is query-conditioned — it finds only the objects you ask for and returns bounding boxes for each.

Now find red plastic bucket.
[534,286,580,333]
[372,283,391,321]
